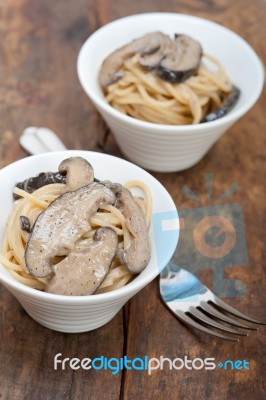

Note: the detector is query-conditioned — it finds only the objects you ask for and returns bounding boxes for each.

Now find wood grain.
[0,0,265,399]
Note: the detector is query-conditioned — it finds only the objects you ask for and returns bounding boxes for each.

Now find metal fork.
[160,261,265,341]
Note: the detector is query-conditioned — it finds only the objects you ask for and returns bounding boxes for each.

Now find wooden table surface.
[0,1,265,399]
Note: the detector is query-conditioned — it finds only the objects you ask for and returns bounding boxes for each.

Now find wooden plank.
[0,287,124,400]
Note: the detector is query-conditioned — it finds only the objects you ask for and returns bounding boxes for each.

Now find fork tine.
[174,309,239,341]
[212,297,266,325]
[189,307,248,336]
[200,302,258,330]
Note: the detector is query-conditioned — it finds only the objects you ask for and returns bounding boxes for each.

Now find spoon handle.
[20,127,67,155]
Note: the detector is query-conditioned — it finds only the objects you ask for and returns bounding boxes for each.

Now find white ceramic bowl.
[77,13,264,172]
[0,150,179,332]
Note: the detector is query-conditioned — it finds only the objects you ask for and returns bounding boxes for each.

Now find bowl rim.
[77,12,265,133]
[0,150,179,304]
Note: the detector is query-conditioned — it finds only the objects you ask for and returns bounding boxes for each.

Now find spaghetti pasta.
[104,54,233,125]
[0,180,152,294]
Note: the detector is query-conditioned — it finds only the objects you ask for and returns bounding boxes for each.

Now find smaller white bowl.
[0,151,179,332]
[77,13,264,172]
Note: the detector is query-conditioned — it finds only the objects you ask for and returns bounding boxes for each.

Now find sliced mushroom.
[138,34,173,69]
[14,172,66,199]
[45,227,118,295]
[20,216,31,233]
[156,34,202,83]
[99,32,202,87]
[25,182,115,278]
[59,157,94,193]
[201,85,240,123]
[99,32,173,87]
[108,183,150,274]
[13,157,99,199]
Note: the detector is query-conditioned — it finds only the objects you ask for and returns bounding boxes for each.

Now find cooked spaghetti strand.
[103,54,233,125]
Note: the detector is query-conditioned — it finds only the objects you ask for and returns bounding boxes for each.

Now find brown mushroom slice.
[156,34,203,83]
[59,157,94,193]
[138,34,173,69]
[25,182,115,278]
[110,183,150,274]
[45,227,118,296]
[201,85,240,123]
[99,32,173,87]
[20,216,31,233]
[14,172,66,199]
[14,157,99,199]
